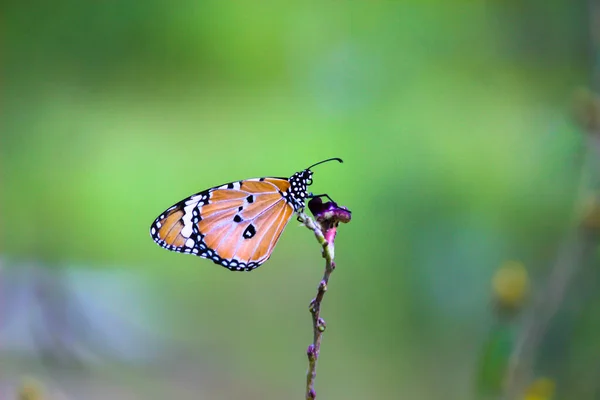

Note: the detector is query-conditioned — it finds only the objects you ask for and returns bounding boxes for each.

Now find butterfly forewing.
[150,177,297,271]
[155,208,186,247]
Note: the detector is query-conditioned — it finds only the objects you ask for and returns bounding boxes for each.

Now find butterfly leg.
[296,207,306,222]
[308,193,335,203]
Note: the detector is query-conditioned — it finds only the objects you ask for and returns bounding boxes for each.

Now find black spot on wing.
[243,224,256,239]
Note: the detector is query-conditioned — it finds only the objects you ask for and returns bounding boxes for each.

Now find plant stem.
[502,90,600,397]
[298,197,351,399]
[298,213,336,400]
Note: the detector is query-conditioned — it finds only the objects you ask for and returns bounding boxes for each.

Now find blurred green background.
[2,1,598,399]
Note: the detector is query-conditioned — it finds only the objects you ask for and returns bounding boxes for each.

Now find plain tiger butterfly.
[149,158,343,271]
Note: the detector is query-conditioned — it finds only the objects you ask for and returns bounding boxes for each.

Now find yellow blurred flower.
[492,260,529,311]
[523,377,555,400]
[571,87,600,132]
[18,377,44,400]
[580,193,600,230]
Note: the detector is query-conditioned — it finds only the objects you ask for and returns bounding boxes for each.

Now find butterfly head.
[287,169,313,211]
[287,158,343,211]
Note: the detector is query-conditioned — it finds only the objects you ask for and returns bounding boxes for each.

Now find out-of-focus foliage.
[1,1,597,399]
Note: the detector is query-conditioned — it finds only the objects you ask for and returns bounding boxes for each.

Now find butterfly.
[149,158,343,271]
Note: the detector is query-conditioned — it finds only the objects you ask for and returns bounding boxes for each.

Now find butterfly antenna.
[306,157,343,170]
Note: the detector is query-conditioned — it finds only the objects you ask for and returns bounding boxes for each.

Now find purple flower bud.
[319,280,328,292]
[308,389,317,399]
[316,318,326,332]
[309,299,318,313]
[308,197,352,225]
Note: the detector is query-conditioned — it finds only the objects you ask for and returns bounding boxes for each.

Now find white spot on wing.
[181,203,197,237]
[218,182,241,190]
[185,238,195,247]
[186,195,203,205]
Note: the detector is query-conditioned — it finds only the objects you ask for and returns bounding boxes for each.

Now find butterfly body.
[150,159,341,271]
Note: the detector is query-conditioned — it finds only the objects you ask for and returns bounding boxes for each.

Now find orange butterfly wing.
[150,178,295,271]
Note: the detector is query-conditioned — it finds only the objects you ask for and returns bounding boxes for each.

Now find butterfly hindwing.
[150,177,295,271]
[217,197,293,263]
